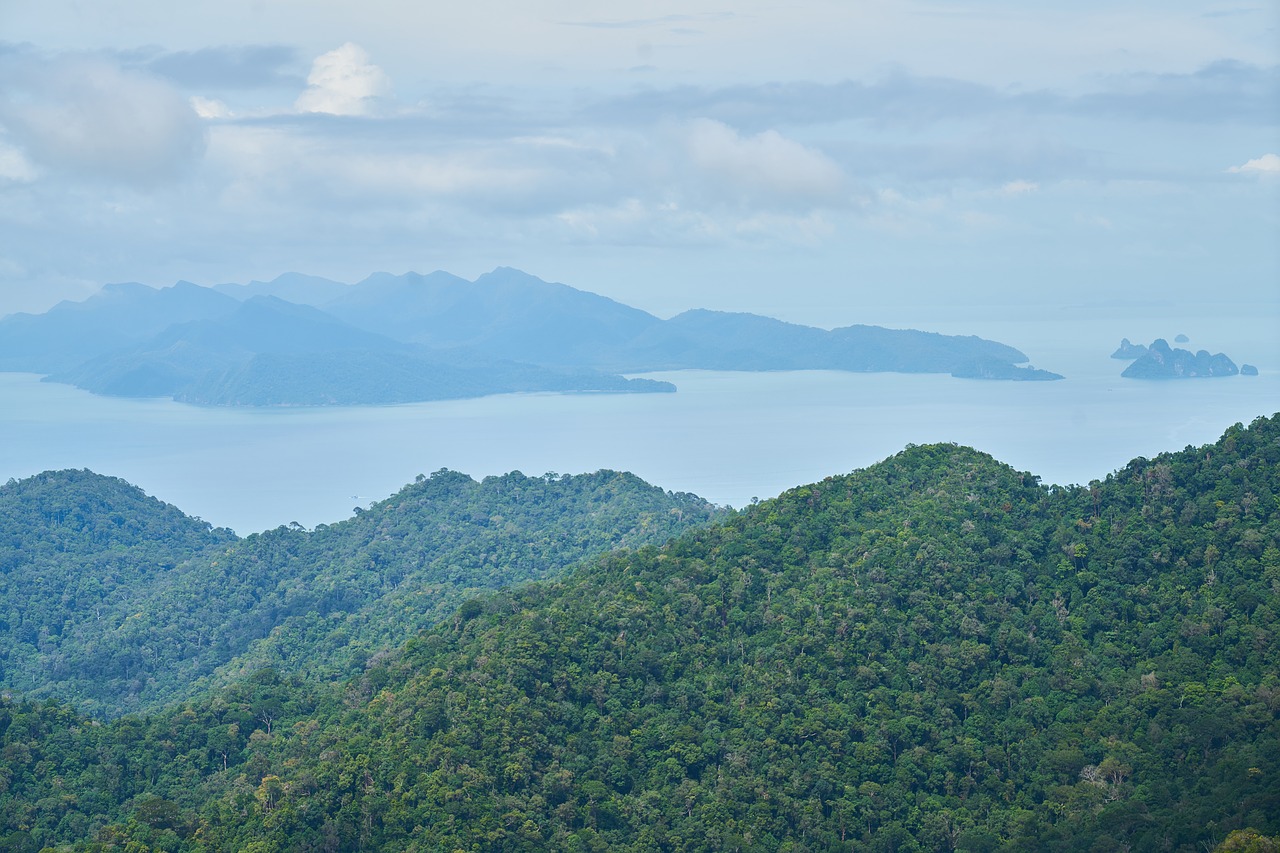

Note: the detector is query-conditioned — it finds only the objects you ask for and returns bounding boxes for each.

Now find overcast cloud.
[138,45,303,90]
[0,48,206,185]
[0,1,1275,322]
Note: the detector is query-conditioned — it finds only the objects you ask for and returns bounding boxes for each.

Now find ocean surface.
[3,310,1277,534]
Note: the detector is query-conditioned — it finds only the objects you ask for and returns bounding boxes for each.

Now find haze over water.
[4,306,1275,535]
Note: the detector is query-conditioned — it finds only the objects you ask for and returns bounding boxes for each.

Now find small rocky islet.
[1111,337,1257,379]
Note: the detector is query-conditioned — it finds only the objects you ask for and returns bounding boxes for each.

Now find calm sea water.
[3,310,1276,534]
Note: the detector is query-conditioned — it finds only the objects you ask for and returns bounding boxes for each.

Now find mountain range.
[0,467,726,717]
[0,415,1276,851]
[0,268,1062,406]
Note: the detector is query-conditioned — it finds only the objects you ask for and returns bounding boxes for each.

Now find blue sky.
[0,0,1276,327]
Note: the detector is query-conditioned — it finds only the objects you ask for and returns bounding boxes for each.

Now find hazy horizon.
[0,1,1275,327]
[2,0,1277,526]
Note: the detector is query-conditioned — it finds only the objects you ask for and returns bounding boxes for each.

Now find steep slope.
[0,469,726,717]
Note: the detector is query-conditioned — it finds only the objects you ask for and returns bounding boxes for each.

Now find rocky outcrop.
[1111,338,1148,359]
[1121,339,1238,379]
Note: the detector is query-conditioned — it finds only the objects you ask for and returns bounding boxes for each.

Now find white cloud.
[0,143,38,182]
[295,43,391,116]
[684,119,847,207]
[1227,153,1280,175]
[190,96,232,119]
[0,56,206,185]
[999,180,1039,196]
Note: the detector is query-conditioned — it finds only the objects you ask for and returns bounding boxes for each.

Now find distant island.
[950,360,1063,381]
[0,268,1064,406]
[1113,337,1240,379]
[1110,338,1148,359]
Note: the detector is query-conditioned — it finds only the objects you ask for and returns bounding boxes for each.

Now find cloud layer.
[0,10,1275,321]
[0,50,206,185]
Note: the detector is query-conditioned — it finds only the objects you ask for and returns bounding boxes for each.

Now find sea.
[3,308,1277,534]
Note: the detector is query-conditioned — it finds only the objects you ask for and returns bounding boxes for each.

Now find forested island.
[1,415,1278,850]
[0,269,1062,407]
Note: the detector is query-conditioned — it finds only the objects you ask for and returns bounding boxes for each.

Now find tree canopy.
[0,415,1277,851]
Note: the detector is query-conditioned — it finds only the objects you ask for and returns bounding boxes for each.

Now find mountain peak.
[100,282,156,297]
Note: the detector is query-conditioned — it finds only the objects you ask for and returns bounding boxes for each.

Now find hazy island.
[950,359,1063,381]
[1116,337,1240,379]
[0,268,1064,406]
[1110,337,1148,359]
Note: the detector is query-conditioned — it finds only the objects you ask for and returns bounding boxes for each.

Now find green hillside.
[0,470,237,704]
[0,416,1277,852]
[0,469,726,717]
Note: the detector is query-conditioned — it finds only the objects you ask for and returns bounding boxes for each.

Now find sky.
[0,0,1276,328]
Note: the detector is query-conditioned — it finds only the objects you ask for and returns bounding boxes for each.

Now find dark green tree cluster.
[1,415,1277,851]
[0,668,326,853]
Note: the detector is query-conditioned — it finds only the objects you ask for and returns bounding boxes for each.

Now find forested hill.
[0,417,1277,852]
[0,468,728,717]
[0,469,237,700]
[0,468,235,561]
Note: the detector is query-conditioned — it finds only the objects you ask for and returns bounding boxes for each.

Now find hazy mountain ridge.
[0,268,1061,407]
[320,268,665,366]
[0,281,240,374]
[0,416,1276,851]
[40,294,673,404]
[212,272,353,305]
[317,268,1057,379]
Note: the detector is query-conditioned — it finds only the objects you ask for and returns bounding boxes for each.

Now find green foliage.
[205,469,727,693]
[2,415,1279,851]
[0,470,235,711]
[0,469,727,717]
[1215,829,1280,852]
